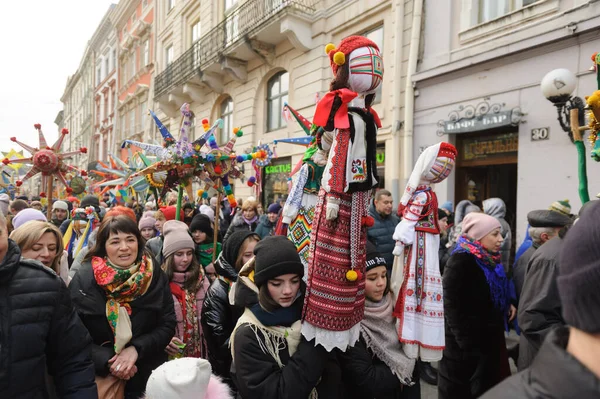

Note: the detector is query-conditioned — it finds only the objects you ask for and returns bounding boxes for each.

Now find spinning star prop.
[3,124,87,197]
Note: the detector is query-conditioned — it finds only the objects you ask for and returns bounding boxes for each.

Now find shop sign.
[462,132,518,161]
[265,163,291,175]
[444,111,512,134]
[437,101,524,136]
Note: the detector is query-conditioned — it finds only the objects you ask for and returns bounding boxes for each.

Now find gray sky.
[0,0,116,157]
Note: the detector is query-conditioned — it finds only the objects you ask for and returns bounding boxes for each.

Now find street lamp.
[541,68,585,142]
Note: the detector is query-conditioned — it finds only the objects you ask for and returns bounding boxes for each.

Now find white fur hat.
[146,358,211,399]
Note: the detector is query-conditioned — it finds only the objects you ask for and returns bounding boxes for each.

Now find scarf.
[243,215,258,226]
[92,255,153,353]
[196,242,222,268]
[452,235,510,313]
[170,271,206,358]
[361,293,416,385]
[248,294,303,327]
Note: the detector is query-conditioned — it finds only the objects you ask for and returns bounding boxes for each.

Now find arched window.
[267,71,288,131]
[219,97,233,144]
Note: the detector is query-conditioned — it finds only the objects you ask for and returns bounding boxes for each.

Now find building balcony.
[154,0,316,114]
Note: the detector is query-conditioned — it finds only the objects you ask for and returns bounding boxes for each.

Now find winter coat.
[230,269,343,399]
[513,244,537,305]
[481,327,600,398]
[517,236,565,371]
[255,217,276,239]
[145,235,164,265]
[69,256,176,396]
[0,239,97,399]
[223,214,258,244]
[367,203,400,269]
[338,336,421,399]
[439,252,510,399]
[201,254,252,389]
[483,198,512,269]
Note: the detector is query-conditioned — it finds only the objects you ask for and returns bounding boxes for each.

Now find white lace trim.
[301,322,361,352]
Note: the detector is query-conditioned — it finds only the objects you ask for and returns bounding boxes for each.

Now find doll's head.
[326,36,383,101]
[422,143,457,184]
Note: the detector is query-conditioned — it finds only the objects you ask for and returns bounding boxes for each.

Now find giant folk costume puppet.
[391,142,457,361]
[302,36,383,351]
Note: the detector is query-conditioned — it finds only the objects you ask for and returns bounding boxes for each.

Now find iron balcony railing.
[154,0,316,98]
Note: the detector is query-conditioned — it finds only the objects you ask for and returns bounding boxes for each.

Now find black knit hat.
[222,230,259,267]
[81,194,100,209]
[253,236,303,287]
[558,200,600,333]
[366,241,386,272]
[190,214,213,236]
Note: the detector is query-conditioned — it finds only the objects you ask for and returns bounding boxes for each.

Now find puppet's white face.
[423,156,455,184]
[347,46,384,96]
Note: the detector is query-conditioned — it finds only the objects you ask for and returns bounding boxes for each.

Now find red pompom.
[355,270,363,281]
[247,180,255,187]
[61,128,69,135]
[81,170,88,177]
[66,187,73,193]
[9,137,16,142]
[39,192,46,198]
[80,147,87,154]
[201,118,209,125]
[362,215,375,228]
[2,158,10,165]
[16,180,23,187]
[214,165,222,175]
[34,123,41,129]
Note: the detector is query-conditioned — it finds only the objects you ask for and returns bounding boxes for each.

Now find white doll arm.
[392,192,427,246]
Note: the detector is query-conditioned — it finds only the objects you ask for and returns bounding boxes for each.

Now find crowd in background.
[0,189,599,399]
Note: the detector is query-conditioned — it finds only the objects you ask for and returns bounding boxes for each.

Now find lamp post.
[540,68,585,143]
[541,68,590,204]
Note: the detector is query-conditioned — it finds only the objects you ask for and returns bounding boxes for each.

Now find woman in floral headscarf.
[69,215,176,399]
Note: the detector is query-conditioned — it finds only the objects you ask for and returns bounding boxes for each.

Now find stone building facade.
[151,0,415,205]
[60,45,95,170]
[114,0,156,160]
[90,4,119,169]
[413,0,600,249]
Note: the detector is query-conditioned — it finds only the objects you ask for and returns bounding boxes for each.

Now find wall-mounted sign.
[531,127,550,141]
[376,144,385,167]
[461,132,519,162]
[262,157,291,208]
[265,163,291,175]
[437,101,524,136]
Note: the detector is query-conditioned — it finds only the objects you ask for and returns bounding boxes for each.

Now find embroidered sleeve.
[282,164,309,224]
[322,128,350,194]
[393,191,427,246]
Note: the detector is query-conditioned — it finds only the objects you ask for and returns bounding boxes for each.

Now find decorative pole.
[571,108,590,204]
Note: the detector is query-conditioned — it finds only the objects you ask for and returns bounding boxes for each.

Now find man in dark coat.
[517,223,571,370]
[482,201,600,398]
[513,209,572,303]
[367,189,400,271]
[0,211,97,398]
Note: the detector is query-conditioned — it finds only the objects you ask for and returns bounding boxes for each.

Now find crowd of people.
[0,189,599,398]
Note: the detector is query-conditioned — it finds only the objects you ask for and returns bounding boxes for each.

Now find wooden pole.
[46,176,53,220]
[212,181,222,263]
